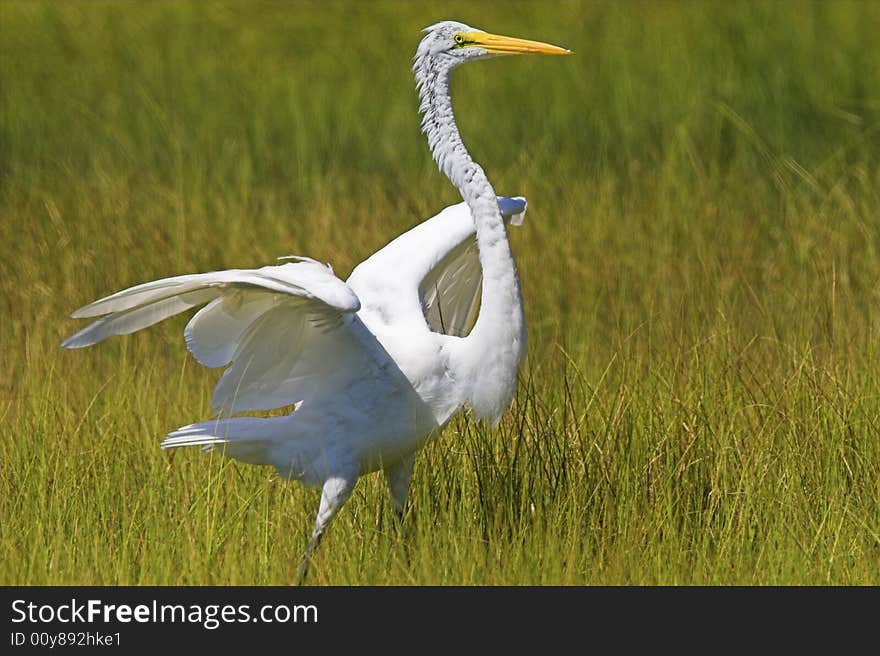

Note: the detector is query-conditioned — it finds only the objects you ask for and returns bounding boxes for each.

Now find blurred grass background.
[2,0,879,584]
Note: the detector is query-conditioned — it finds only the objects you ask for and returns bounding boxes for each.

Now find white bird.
[62,21,570,574]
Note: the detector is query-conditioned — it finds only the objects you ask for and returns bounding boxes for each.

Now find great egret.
[62,21,570,574]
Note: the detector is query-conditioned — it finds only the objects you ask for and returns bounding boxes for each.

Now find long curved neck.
[415,54,526,421]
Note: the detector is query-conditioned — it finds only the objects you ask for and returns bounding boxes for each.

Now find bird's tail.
[162,416,283,466]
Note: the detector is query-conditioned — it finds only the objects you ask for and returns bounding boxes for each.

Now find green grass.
[2,0,880,585]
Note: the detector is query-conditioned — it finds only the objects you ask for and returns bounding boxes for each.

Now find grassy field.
[2,0,879,585]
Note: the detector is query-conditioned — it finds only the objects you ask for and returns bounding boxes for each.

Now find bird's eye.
[453,34,465,45]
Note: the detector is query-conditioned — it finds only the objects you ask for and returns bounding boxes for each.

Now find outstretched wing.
[348,196,526,337]
[419,235,481,337]
[62,258,373,414]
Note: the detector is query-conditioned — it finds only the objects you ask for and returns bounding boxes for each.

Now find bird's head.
[416,20,571,65]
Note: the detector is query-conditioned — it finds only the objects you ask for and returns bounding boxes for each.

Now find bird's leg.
[383,456,416,571]
[384,454,415,528]
[296,472,358,584]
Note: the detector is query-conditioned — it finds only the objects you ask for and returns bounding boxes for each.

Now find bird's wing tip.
[498,196,528,226]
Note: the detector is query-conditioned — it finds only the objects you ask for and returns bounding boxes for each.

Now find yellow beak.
[462,31,571,56]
